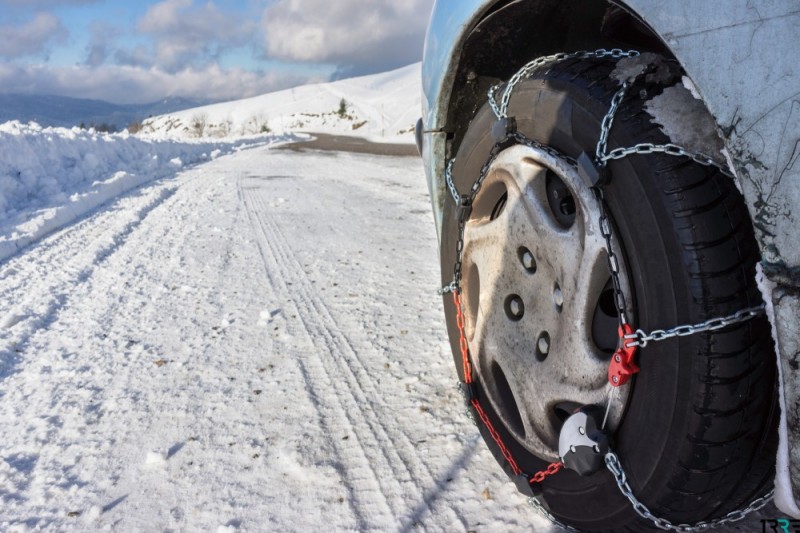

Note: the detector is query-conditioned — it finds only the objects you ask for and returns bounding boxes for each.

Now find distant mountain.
[0,94,212,131]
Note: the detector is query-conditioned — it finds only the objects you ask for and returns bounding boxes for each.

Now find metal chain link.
[489,48,640,119]
[512,131,578,167]
[575,66,635,332]
[528,497,581,532]
[445,158,459,203]
[592,68,733,177]
[590,65,766,527]
[444,132,575,207]
[605,451,774,531]
[602,143,734,177]
[440,141,505,295]
[597,82,631,164]
[594,186,630,327]
[624,304,766,348]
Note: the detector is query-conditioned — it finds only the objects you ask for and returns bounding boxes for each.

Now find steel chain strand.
[447,142,506,292]
[487,84,503,119]
[624,304,766,348]
[593,186,630,327]
[489,48,640,119]
[592,62,733,180]
[602,143,734,177]
[528,497,581,533]
[591,71,635,329]
[439,149,501,294]
[596,82,631,164]
[445,158,459,203]
[510,131,578,166]
[605,451,774,531]
[589,65,771,532]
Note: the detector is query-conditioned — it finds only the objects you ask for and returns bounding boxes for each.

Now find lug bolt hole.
[536,332,550,361]
[553,283,564,313]
[504,295,524,321]
[518,247,537,274]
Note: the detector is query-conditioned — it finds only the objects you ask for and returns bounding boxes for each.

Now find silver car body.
[420,0,800,517]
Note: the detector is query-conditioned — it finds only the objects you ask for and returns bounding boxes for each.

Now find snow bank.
[0,121,299,262]
[141,63,420,144]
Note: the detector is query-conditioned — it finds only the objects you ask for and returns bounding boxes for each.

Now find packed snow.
[0,131,560,531]
[140,63,420,144]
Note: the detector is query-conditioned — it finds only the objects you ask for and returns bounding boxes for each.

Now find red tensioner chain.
[453,292,562,487]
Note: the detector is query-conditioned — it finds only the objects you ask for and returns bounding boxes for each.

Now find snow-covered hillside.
[141,63,420,143]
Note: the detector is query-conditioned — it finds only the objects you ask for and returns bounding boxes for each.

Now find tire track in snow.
[239,178,393,531]
[0,181,178,379]
[240,178,467,531]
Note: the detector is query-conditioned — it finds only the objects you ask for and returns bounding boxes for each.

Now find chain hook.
[608,323,639,387]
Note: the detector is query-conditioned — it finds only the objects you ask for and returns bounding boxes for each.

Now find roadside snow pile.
[141,63,420,143]
[0,120,300,262]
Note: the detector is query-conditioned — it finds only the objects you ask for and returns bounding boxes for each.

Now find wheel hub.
[461,144,632,461]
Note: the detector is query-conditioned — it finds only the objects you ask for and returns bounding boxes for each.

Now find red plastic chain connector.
[608,323,639,387]
[454,292,525,475]
[471,398,524,476]
[530,461,563,484]
[453,292,473,384]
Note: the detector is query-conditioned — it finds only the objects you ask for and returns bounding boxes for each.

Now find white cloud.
[262,0,433,74]
[0,62,313,105]
[0,12,67,58]
[0,0,433,104]
[83,20,116,67]
[130,0,256,72]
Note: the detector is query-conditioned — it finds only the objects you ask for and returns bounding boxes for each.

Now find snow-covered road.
[0,145,554,531]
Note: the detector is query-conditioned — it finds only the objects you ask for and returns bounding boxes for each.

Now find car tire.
[440,55,778,530]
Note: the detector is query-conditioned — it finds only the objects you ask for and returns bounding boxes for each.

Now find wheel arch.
[423,0,682,242]
[429,0,677,156]
[425,1,800,266]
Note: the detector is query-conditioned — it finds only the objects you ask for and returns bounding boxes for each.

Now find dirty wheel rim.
[461,144,632,461]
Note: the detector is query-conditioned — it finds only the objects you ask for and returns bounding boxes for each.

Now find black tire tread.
[539,59,776,526]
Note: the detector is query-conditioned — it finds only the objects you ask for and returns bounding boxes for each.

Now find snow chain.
[439,49,771,531]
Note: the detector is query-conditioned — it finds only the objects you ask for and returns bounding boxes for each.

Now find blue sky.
[0,0,432,104]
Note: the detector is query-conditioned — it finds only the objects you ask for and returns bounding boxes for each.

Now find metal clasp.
[558,405,609,476]
[608,323,639,387]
